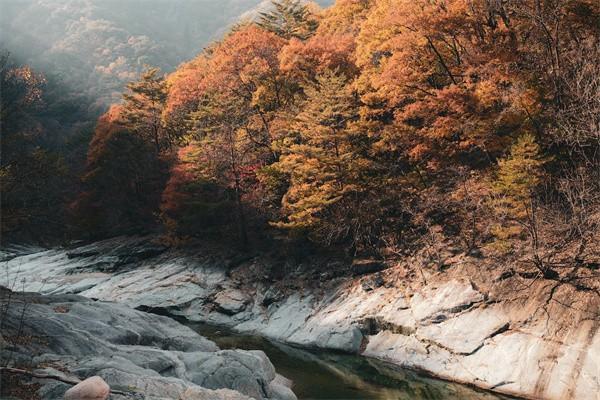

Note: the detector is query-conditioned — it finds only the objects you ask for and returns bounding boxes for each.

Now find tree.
[160,144,235,239]
[354,0,543,171]
[159,25,301,245]
[73,105,169,238]
[0,53,45,126]
[121,67,170,153]
[163,55,209,118]
[187,92,259,247]
[272,69,376,248]
[0,53,47,179]
[0,54,72,242]
[257,0,318,40]
[316,0,373,35]
[101,0,600,269]
[279,33,358,81]
[490,133,547,253]
[201,25,290,156]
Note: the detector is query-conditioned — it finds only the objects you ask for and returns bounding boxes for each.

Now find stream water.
[187,323,508,400]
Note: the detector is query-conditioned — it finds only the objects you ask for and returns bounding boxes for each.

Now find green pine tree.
[257,0,318,40]
[490,133,547,248]
[272,69,373,244]
[121,67,169,153]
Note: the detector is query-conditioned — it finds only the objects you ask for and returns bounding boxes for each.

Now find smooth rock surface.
[64,376,109,400]
[2,236,598,400]
[0,286,293,400]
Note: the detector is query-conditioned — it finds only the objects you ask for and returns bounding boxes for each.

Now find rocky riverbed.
[1,236,598,399]
[0,288,295,399]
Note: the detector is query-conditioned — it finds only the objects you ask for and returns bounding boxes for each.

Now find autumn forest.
[3,0,600,279]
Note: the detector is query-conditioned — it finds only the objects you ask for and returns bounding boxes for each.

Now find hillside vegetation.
[3,1,600,293]
[1,0,332,241]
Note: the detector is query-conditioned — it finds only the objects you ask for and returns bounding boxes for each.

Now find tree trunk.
[235,186,249,249]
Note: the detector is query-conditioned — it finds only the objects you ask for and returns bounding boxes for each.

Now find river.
[188,323,509,400]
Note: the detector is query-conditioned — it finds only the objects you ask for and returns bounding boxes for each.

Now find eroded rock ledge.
[0,288,295,400]
[2,236,598,400]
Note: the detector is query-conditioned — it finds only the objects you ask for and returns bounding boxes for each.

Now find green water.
[187,323,509,400]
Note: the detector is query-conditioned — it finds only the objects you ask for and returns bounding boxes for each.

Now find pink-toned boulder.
[64,376,110,400]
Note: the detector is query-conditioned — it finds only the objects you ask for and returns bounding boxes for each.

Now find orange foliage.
[164,25,289,133]
[279,34,358,80]
[354,0,547,167]
[165,55,209,115]
[317,0,373,35]
[85,104,125,163]
[6,65,46,106]
[160,145,198,217]
[202,25,286,98]
[110,0,600,247]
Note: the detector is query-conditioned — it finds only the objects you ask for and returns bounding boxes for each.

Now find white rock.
[417,307,509,354]
[64,376,109,400]
[6,239,600,400]
[410,280,484,322]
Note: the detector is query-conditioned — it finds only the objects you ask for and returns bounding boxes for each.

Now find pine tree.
[490,133,547,248]
[257,0,318,40]
[273,69,372,245]
[121,67,169,153]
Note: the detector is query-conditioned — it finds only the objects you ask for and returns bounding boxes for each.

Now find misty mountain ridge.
[0,0,332,112]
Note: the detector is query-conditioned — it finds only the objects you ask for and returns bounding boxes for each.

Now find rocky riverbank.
[2,236,598,400]
[0,287,295,399]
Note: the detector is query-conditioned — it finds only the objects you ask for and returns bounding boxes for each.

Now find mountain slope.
[0,0,332,110]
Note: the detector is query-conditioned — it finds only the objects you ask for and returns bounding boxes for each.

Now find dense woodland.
[1,52,98,241]
[2,0,600,283]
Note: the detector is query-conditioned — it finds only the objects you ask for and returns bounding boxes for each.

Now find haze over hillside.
[0,0,332,112]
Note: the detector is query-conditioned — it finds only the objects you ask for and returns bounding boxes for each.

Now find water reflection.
[188,323,508,400]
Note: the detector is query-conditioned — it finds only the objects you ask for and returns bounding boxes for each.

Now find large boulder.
[214,289,250,315]
[268,375,296,400]
[63,376,109,400]
[314,326,364,353]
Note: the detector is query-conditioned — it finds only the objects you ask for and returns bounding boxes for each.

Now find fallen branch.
[0,367,130,396]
